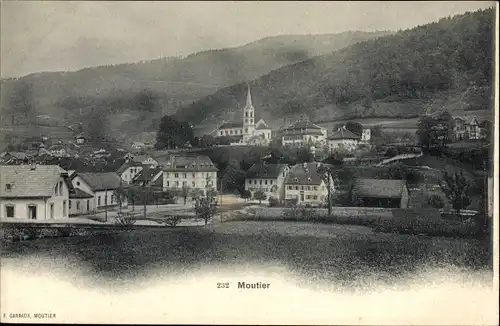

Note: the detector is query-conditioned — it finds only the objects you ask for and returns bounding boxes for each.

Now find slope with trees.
[176,8,494,126]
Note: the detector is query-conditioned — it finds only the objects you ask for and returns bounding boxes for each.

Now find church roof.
[219,122,243,129]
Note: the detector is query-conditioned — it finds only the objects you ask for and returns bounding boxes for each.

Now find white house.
[361,128,371,142]
[49,145,67,157]
[71,172,126,212]
[328,128,362,152]
[163,155,218,194]
[124,154,158,168]
[0,164,71,220]
[69,188,94,216]
[116,161,144,184]
[283,162,333,206]
[281,119,328,148]
[245,164,290,202]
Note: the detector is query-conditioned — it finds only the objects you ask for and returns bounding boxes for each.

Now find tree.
[114,184,127,213]
[428,194,445,209]
[441,170,472,218]
[296,147,313,163]
[345,121,363,136]
[241,189,252,201]
[416,115,439,150]
[193,187,218,225]
[370,125,384,147]
[221,164,246,195]
[253,190,267,204]
[156,115,194,149]
[181,184,189,205]
[127,186,141,211]
[317,163,336,216]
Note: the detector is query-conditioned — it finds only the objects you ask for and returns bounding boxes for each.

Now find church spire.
[246,84,253,108]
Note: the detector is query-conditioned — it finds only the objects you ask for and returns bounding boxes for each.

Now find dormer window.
[294,177,298,183]
[5,184,12,192]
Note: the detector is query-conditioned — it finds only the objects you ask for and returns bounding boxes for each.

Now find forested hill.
[0,31,389,128]
[176,8,494,128]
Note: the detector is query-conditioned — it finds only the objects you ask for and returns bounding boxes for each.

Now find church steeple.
[245,84,253,108]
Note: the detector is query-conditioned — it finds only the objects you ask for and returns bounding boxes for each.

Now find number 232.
[217,282,229,289]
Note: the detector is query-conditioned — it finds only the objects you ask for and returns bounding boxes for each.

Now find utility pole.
[104,189,108,222]
[220,178,223,223]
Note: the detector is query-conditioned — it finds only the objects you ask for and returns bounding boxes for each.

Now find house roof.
[219,122,243,129]
[132,167,163,183]
[69,188,94,199]
[354,178,407,198]
[454,115,480,125]
[284,162,327,185]
[130,155,157,164]
[74,172,122,191]
[246,164,288,179]
[328,128,361,140]
[163,155,218,172]
[284,120,322,131]
[255,119,270,130]
[116,160,143,175]
[0,165,67,198]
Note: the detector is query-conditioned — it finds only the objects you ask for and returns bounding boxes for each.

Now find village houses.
[162,155,218,194]
[245,163,290,202]
[283,162,333,206]
[327,128,362,152]
[281,119,328,148]
[116,161,144,184]
[0,164,72,220]
[452,115,482,140]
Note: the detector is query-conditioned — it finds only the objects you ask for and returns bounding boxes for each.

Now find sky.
[1,1,494,78]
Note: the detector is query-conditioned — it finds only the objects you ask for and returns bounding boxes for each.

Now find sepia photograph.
[0,1,498,324]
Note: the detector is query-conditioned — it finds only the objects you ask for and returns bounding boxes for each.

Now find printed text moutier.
[238,282,270,289]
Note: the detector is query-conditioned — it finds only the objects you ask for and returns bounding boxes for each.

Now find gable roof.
[0,165,67,198]
[132,167,163,183]
[284,120,322,131]
[284,162,328,185]
[74,172,122,191]
[328,128,361,140]
[354,178,407,198]
[116,160,143,175]
[219,121,243,129]
[246,164,288,179]
[69,188,94,199]
[255,119,270,130]
[163,154,218,172]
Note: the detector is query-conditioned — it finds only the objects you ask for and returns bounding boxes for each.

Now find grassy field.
[1,221,491,290]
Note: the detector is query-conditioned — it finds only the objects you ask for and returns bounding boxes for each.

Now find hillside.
[176,8,494,132]
[0,31,389,142]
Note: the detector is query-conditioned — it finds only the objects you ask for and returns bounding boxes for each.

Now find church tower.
[242,85,255,143]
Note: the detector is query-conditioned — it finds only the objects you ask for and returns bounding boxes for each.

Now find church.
[213,86,272,146]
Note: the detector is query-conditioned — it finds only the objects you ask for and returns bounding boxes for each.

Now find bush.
[115,212,137,226]
[162,215,182,227]
[428,194,445,209]
[371,215,482,238]
[268,196,279,207]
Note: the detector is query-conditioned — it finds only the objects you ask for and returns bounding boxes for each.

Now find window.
[183,173,187,178]
[295,186,299,190]
[59,181,63,195]
[314,186,318,191]
[192,181,196,187]
[86,200,89,211]
[166,181,170,187]
[98,197,101,206]
[63,201,67,216]
[248,180,252,185]
[76,181,81,186]
[175,173,179,178]
[306,195,311,199]
[259,180,262,185]
[270,180,273,185]
[265,180,268,185]
[288,186,292,190]
[192,173,195,178]
[183,181,187,186]
[69,200,72,209]
[301,186,304,190]
[76,201,80,210]
[175,181,179,187]
[5,184,12,192]
[307,186,310,191]
[5,205,14,218]
[55,183,59,195]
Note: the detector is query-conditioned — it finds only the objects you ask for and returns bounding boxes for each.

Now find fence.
[242,206,395,220]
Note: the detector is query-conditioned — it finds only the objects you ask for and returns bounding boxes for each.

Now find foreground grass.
[1,221,490,288]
